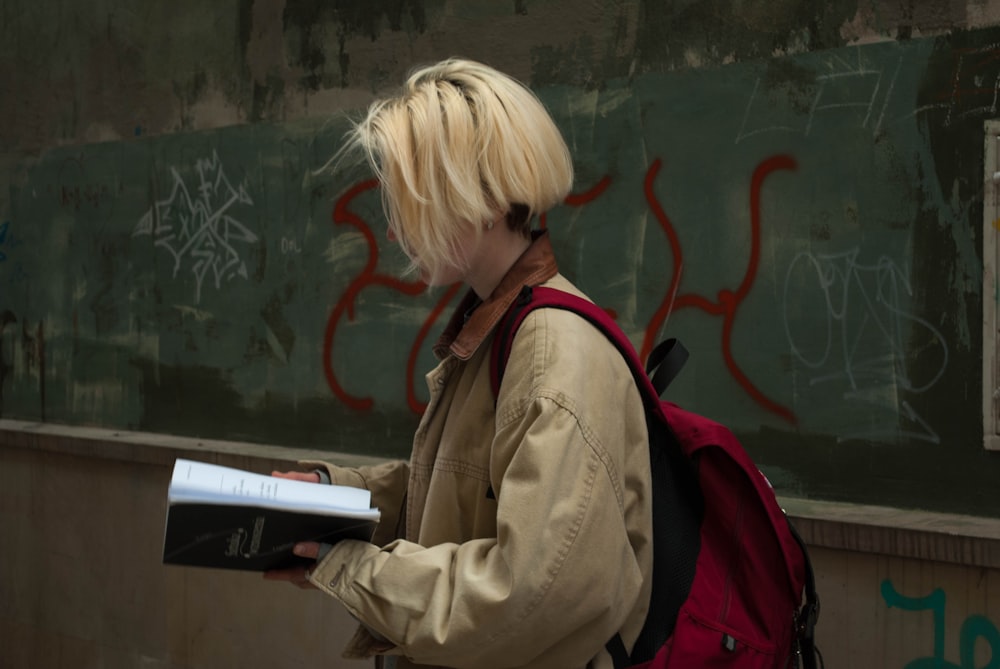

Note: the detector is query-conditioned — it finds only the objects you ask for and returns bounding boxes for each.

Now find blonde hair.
[342,58,574,279]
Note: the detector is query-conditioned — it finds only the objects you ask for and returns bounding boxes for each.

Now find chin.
[423,277,456,288]
[422,267,463,287]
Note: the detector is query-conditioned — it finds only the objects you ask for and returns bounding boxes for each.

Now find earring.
[486,221,494,230]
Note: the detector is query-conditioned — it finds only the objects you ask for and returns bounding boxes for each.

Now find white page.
[168,458,380,520]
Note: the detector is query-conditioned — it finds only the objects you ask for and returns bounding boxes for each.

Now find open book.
[162,458,380,571]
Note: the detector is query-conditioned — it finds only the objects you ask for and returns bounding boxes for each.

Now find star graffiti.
[135,151,257,303]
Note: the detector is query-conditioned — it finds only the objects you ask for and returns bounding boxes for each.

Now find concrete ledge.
[780,496,1000,569]
[0,419,389,471]
[3,418,999,569]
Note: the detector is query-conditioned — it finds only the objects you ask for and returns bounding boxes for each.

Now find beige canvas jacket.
[306,233,653,669]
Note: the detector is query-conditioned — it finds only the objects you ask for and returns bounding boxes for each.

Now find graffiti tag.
[882,579,1000,668]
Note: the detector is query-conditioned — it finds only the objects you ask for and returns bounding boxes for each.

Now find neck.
[465,225,533,300]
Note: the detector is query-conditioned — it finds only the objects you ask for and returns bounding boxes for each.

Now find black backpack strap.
[788,520,822,669]
[605,633,630,669]
[645,337,688,397]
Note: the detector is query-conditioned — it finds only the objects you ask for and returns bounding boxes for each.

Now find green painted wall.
[2,4,999,516]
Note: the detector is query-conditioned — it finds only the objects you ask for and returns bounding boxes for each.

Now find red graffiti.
[322,179,428,412]
[642,154,798,425]
[323,158,798,425]
[541,175,619,319]
[324,176,618,414]
[538,175,613,227]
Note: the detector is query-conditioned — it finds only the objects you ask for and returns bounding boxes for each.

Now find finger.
[262,567,315,589]
[271,470,321,484]
[293,542,321,560]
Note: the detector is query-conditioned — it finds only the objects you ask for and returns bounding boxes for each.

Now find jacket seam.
[426,456,492,482]
[485,395,603,652]
[496,389,626,512]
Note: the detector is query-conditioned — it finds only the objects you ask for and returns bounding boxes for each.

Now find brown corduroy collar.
[433,230,559,361]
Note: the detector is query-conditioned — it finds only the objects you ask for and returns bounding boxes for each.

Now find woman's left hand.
[262,542,321,589]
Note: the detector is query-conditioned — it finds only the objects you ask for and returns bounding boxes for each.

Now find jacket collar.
[434,230,559,360]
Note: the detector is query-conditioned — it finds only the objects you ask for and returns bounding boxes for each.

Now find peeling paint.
[281,0,431,91]
[4,0,995,152]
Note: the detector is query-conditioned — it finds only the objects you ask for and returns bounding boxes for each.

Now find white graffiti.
[737,42,1000,143]
[134,151,257,303]
[736,50,902,143]
[782,248,949,444]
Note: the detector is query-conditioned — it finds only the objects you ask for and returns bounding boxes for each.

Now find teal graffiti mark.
[0,221,8,261]
[881,579,1000,668]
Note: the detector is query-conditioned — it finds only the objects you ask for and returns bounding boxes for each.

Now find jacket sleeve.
[299,458,409,547]
[306,393,646,669]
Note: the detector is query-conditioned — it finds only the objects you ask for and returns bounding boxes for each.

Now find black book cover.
[162,502,378,571]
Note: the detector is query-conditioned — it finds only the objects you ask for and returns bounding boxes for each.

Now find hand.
[271,470,321,483]
[264,471,322,588]
[262,542,322,589]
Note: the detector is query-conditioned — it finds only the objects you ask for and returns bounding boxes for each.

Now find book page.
[168,459,379,520]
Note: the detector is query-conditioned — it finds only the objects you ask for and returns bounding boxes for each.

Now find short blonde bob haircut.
[342,58,574,279]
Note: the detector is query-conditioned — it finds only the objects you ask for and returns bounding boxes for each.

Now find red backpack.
[490,286,821,669]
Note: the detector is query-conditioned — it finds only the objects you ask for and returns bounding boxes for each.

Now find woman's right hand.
[271,470,321,484]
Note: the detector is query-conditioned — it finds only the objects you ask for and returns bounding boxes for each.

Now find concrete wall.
[0,426,373,668]
[4,1,1000,667]
[3,424,1000,668]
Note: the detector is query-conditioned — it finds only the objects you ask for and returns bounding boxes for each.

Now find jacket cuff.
[297,459,365,488]
[308,539,399,659]
[340,624,397,660]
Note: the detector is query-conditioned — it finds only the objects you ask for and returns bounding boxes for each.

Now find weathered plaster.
[6,0,1000,154]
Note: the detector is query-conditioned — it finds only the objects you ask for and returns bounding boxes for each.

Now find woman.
[268,57,652,669]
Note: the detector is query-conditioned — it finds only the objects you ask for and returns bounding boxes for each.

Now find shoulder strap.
[490,285,687,403]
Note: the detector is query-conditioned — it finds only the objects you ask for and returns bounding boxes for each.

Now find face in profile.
[387,219,481,287]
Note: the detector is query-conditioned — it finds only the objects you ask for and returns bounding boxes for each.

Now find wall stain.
[281,0,431,91]
[0,310,16,418]
[635,0,873,73]
[530,35,600,89]
[130,357,415,455]
[173,70,210,130]
[762,58,817,115]
[259,289,297,363]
